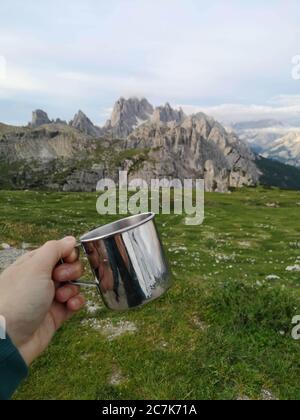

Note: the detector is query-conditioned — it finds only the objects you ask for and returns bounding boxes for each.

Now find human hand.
[0,237,85,366]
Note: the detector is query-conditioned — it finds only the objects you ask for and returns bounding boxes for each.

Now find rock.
[81,318,137,341]
[126,112,260,192]
[265,275,280,281]
[261,389,277,401]
[233,119,285,153]
[1,243,11,250]
[286,265,300,272]
[151,103,186,124]
[104,97,154,138]
[265,202,280,208]
[0,248,26,271]
[69,110,102,137]
[262,131,300,168]
[31,110,51,127]
[63,165,105,192]
[54,118,67,125]
[0,123,91,164]
[0,97,275,193]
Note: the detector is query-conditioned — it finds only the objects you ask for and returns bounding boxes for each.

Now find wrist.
[18,345,33,367]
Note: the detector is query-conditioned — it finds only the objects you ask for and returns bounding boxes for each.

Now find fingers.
[55,284,80,303]
[63,246,79,264]
[50,299,85,332]
[53,260,84,283]
[67,294,86,312]
[34,236,77,270]
[55,285,85,313]
[55,283,85,315]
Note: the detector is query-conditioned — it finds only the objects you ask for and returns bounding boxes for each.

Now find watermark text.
[292,315,300,340]
[96,171,204,226]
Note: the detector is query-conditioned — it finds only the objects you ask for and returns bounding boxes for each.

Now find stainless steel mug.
[71,213,172,311]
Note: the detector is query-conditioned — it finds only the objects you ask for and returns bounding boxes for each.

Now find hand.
[0,237,86,366]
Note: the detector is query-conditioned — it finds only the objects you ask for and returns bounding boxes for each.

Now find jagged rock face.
[63,164,105,192]
[105,97,154,138]
[0,99,261,193]
[262,131,300,167]
[233,120,289,154]
[0,124,94,163]
[126,113,260,192]
[55,118,67,125]
[151,103,186,124]
[70,110,102,137]
[31,110,51,127]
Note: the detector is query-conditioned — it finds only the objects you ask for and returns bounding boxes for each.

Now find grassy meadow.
[0,187,300,400]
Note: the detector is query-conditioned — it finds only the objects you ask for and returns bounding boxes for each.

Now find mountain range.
[1,97,300,192]
[232,119,300,167]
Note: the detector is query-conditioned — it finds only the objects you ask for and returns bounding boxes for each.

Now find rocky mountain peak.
[127,109,259,192]
[2,95,300,193]
[262,131,300,167]
[31,110,51,127]
[69,110,102,137]
[105,97,154,138]
[152,103,186,124]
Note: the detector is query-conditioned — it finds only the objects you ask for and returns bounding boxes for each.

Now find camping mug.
[70,213,172,311]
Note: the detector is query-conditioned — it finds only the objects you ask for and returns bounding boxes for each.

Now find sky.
[0,0,300,126]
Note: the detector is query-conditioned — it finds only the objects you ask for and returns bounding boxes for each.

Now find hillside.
[256,155,300,190]
[0,98,300,191]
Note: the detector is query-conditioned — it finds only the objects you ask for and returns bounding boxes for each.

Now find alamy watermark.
[96,171,204,226]
[292,316,300,340]
[0,315,6,340]
[292,55,300,80]
[0,56,7,80]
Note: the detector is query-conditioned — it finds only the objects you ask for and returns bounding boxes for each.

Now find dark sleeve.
[0,335,28,400]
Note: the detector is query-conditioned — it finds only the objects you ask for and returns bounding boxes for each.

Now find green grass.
[0,187,300,400]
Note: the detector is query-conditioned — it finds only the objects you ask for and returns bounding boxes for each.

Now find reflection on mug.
[78,213,172,311]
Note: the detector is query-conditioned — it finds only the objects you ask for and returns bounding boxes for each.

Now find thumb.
[34,236,77,270]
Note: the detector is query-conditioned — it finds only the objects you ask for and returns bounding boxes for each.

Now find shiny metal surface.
[77,213,172,311]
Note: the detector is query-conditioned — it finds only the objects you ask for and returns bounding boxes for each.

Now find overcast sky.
[0,0,299,125]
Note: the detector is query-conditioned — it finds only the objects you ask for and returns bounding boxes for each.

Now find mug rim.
[80,212,155,243]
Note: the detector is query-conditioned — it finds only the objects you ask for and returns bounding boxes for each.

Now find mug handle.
[60,243,98,289]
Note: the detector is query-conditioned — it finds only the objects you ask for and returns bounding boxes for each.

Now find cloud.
[0,0,300,124]
[0,65,45,96]
[179,95,300,124]
[268,95,300,107]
